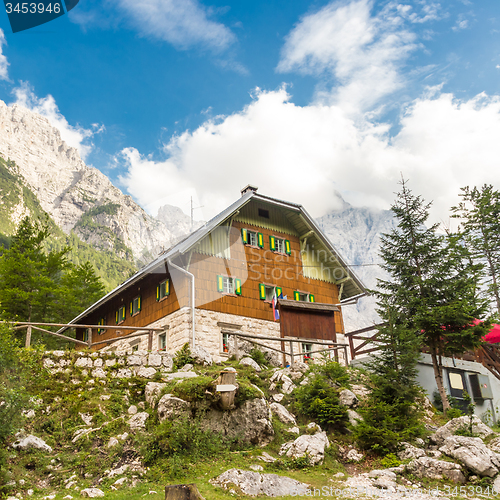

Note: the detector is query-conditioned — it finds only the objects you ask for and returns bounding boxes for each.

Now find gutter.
[168,260,196,348]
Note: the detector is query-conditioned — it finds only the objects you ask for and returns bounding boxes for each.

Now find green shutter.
[217,275,224,293]
[269,235,276,251]
[235,278,242,296]
[285,239,291,255]
[259,283,266,300]
[276,286,282,298]
[294,291,300,301]
[241,228,248,244]
[166,279,170,296]
[156,285,160,301]
[258,232,264,248]
[115,310,118,324]
[309,294,315,303]
[130,302,133,315]
[138,296,141,311]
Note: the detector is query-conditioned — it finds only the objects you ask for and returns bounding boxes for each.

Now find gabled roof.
[62,190,367,329]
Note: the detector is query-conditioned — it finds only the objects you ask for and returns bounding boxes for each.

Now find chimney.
[241,184,258,197]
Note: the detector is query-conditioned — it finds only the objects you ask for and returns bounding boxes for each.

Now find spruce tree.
[378,179,489,412]
[451,185,500,314]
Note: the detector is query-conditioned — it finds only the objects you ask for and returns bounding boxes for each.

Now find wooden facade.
[74,193,362,346]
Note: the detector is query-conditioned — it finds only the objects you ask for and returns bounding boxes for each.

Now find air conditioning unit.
[468,373,493,400]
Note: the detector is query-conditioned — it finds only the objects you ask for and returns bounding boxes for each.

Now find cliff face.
[0,100,189,262]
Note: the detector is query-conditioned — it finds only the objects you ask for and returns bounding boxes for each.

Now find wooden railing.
[345,323,500,381]
[3,321,164,351]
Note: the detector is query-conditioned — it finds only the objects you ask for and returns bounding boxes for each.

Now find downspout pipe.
[168,261,196,348]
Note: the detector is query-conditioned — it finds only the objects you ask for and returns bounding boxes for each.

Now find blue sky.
[1,0,500,224]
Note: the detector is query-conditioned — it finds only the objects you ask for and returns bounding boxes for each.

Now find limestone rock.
[191,345,213,366]
[165,371,198,380]
[269,371,296,394]
[431,416,494,446]
[128,412,149,430]
[345,448,364,462]
[107,437,119,448]
[397,442,426,461]
[279,431,329,465]
[203,398,274,447]
[127,405,138,415]
[439,435,500,477]
[144,382,167,408]
[81,488,104,498]
[282,363,308,381]
[339,389,358,408]
[157,394,190,422]
[347,409,362,427]
[79,413,93,426]
[239,357,262,372]
[406,456,465,483]
[488,436,500,454]
[272,394,284,403]
[211,468,309,496]
[136,367,156,379]
[367,469,397,490]
[161,353,174,371]
[147,354,162,367]
[12,434,52,453]
[180,363,194,371]
[270,403,296,425]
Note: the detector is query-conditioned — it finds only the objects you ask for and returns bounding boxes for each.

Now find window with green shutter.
[285,239,291,255]
[131,295,141,315]
[293,291,300,301]
[235,278,242,295]
[241,228,248,244]
[309,294,315,302]
[116,305,125,324]
[257,232,264,248]
[259,283,266,300]
[157,279,169,301]
[97,317,105,335]
[217,275,224,292]
[269,235,276,251]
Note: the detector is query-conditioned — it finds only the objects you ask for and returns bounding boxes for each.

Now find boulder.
[269,371,296,394]
[127,411,149,430]
[144,382,167,408]
[81,488,104,498]
[161,353,174,371]
[239,357,262,372]
[136,367,157,378]
[397,442,426,460]
[493,475,500,495]
[347,409,362,427]
[282,363,308,381]
[339,389,358,408]
[165,371,198,380]
[345,448,364,462]
[12,435,52,453]
[272,394,284,403]
[157,394,190,422]
[431,416,494,446]
[367,470,397,490]
[270,403,296,425]
[406,456,465,483]
[488,436,500,454]
[202,398,274,447]
[211,468,309,497]
[191,345,213,366]
[279,431,329,465]
[439,435,500,477]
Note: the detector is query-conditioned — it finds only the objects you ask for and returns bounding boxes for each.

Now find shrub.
[173,343,194,369]
[293,374,348,430]
[249,347,267,367]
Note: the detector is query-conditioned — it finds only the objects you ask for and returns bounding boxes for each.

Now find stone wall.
[96,307,347,366]
[42,349,174,381]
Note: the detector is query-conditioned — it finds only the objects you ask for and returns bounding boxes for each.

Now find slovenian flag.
[272,290,283,321]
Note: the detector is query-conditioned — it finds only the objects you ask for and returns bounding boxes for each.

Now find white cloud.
[11,83,102,160]
[0,29,10,81]
[276,0,420,114]
[119,86,500,228]
[116,0,236,51]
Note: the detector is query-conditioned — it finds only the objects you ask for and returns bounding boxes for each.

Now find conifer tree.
[378,179,489,412]
[451,185,500,314]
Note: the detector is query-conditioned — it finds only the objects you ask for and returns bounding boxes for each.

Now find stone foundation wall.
[97,307,348,366]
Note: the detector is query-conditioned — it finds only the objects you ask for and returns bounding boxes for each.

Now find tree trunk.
[431,347,450,412]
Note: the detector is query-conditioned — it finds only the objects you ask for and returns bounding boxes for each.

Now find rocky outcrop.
[269,403,296,425]
[339,389,358,408]
[406,456,465,483]
[279,431,330,465]
[430,416,495,446]
[157,395,190,422]
[239,357,262,372]
[12,435,52,453]
[439,436,500,477]
[203,398,274,447]
[144,382,167,408]
[397,442,426,460]
[211,469,309,497]
[190,345,213,366]
[0,100,190,261]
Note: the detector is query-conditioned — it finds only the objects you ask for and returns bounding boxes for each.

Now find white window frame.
[265,285,276,301]
[302,342,313,362]
[117,305,126,324]
[221,332,230,354]
[159,279,169,300]
[158,332,167,351]
[274,237,285,253]
[297,292,310,302]
[223,276,235,294]
[131,296,141,316]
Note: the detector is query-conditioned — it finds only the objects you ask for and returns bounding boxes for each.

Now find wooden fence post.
[87,328,92,349]
[289,340,294,366]
[234,335,240,361]
[25,325,32,348]
[148,330,153,351]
